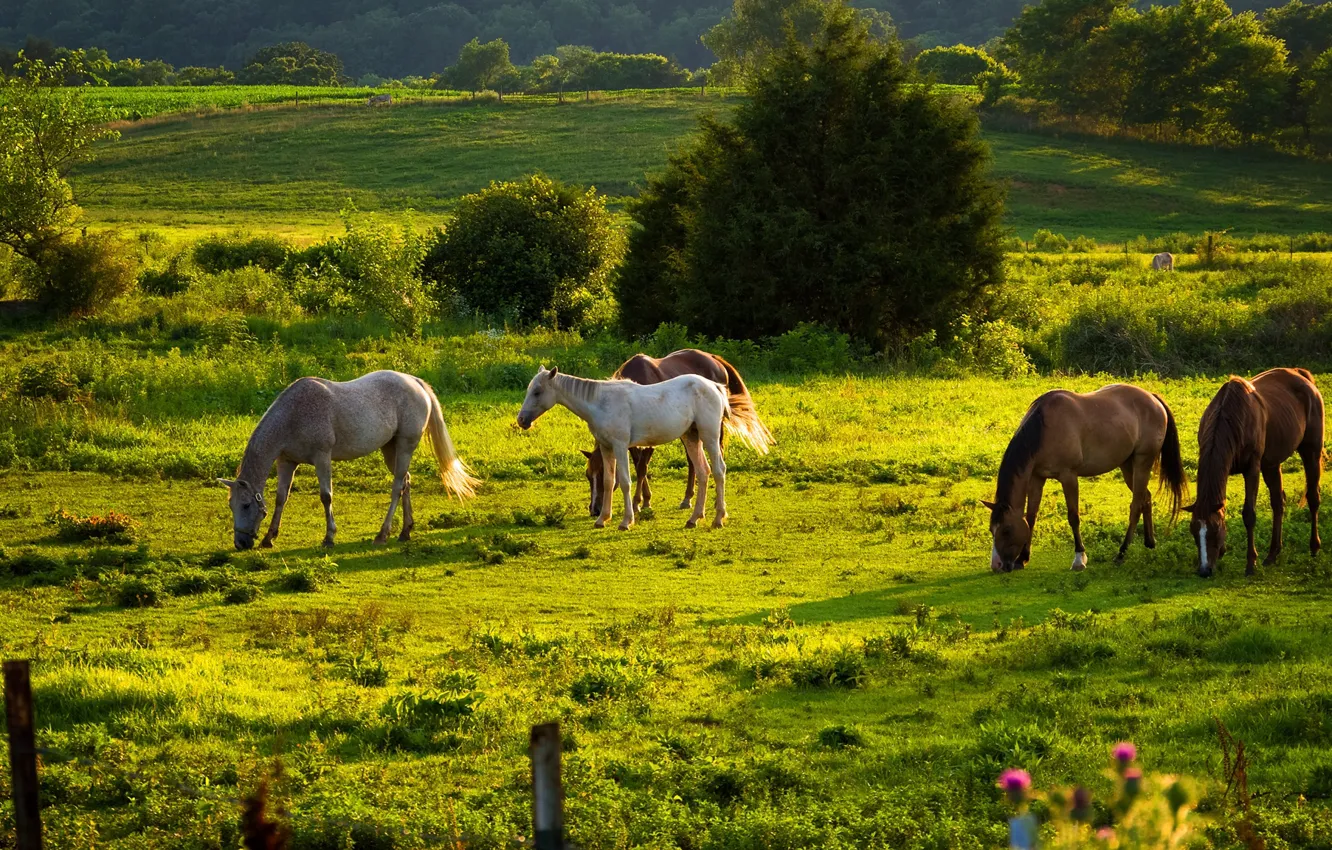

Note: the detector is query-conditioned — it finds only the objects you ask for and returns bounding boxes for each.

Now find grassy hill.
[73,95,1332,242]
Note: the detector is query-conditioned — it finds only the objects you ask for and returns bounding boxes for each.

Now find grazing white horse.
[220,370,478,550]
[517,366,743,530]
[1152,252,1174,271]
[367,93,392,105]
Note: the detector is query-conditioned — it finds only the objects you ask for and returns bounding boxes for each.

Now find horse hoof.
[259,539,274,549]
[1263,554,1278,567]
[618,523,633,532]
[1071,552,1088,572]
[1114,551,1126,565]
[712,518,726,529]
[594,520,607,529]
[685,519,699,529]
[321,539,335,549]
[398,532,412,543]
[678,500,692,510]
[373,534,389,545]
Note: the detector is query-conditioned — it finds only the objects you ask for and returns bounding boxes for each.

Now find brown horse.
[983,385,1187,573]
[1188,368,1323,577]
[584,349,773,516]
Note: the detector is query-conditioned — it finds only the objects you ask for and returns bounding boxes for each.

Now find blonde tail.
[423,382,479,500]
[715,357,775,455]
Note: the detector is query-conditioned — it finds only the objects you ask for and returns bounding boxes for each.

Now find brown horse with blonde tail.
[1188,368,1323,577]
[583,349,774,516]
[983,385,1187,573]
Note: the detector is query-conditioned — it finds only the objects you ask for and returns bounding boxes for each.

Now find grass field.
[71,95,1332,242]
[4,296,1332,846]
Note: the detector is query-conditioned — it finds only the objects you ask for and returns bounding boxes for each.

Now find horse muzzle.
[517,414,533,431]
[234,531,256,551]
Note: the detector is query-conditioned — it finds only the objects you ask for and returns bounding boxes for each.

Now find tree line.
[993,0,1332,145]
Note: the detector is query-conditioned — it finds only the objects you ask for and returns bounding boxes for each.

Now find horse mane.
[994,399,1047,510]
[553,372,606,404]
[1195,378,1259,513]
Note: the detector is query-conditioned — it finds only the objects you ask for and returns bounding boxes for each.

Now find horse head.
[219,477,267,550]
[1186,503,1226,577]
[981,499,1031,573]
[517,366,559,430]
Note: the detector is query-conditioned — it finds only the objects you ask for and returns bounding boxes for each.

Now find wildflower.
[1124,767,1143,799]
[1000,768,1032,805]
[1072,785,1093,822]
[1112,741,1136,771]
[1097,826,1116,843]
[1165,780,1189,815]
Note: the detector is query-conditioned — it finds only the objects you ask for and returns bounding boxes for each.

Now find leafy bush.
[617,7,1005,349]
[277,558,335,593]
[422,174,622,330]
[224,583,262,605]
[17,361,78,400]
[23,233,137,316]
[192,232,290,273]
[818,724,866,749]
[115,577,161,608]
[138,253,197,297]
[915,44,1001,85]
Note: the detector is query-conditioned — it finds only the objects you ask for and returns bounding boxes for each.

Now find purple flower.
[1000,768,1031,804]
[1112,741,1137,765]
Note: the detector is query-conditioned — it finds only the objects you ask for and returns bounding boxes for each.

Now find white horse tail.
[715,356,775,455]
[421,380,480,500]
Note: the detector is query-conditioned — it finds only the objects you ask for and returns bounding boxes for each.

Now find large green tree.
[445,37,518,97]
[238,42,344,85]
[619,0,1006,347]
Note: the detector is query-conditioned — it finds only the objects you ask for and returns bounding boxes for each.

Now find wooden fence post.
[4,660,42,850]
[529,722,564,850]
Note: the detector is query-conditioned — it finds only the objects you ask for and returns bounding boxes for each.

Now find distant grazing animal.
[1188,368,1323,577]
[583,349,773,517]
[1151,252,1174,271]
[367,93,392,106]
[220,370,477,550]
[518,366,762,530]
[984,385,1187,573]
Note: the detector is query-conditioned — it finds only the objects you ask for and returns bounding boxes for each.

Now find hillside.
[73,97,1332,241]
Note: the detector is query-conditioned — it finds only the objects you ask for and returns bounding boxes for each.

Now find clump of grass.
[512,503,569,528]
[789,646,867,689]
[115,577,162,608]
[0,504,32,519]
[1,550,64,579]
[468,533,537,564]
[276,557,336,593]
[426,510,474,530]
[224,584,262,605]
[341,653,390,688]
[47,508,140,544]
[818,724,866,749]
[570,656,655,704]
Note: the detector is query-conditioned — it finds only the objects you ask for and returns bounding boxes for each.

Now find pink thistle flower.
[1000,768,1031,804]
[1112,741,1137,765]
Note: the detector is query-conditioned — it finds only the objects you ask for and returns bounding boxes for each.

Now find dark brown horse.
[983,384,1187,573]
[584,349,773,516]
[1188,368,1323,577]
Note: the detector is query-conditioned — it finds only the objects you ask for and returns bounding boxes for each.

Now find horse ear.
[217,478,236,489]
[979,499,997,511]
[581,450,594,459]
[549,366,559,377]
[1181,502,1195,513]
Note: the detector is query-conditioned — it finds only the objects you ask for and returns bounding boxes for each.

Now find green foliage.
[0,52,117,269]
[192,232,291,274]
[621,3,1006,348]
[46,508,139,544]
[114,576,162,608]
[817,724,866,749]
[21,232,138,316]
[424,175,622,330]
[238,42,345,86]
[443,38,517,95]
[915,44,1002,85]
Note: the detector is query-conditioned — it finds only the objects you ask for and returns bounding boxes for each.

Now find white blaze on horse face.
[990,544,1003,573]
[1200,526,1209,573]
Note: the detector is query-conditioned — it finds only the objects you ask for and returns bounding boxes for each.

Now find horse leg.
[375,442,400,544]
[1061,476,1086,571]
[596,443,615,529]
[680,433,697,510]
[1262,464,1284,566]
[705,430,727,529]
[638,447,654,510]
[1020,477,1045,568]
[684,433,708,529]
[315,455,336,548]
[399,472,414,542]
[260,459,297,548]
[1301,442,1322,557]
[615,444,636,531]
[1242,465,1260,575]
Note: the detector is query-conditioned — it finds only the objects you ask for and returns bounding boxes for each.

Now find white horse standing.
[518,367,758,530]
[1152,252,1175,271]
[220,370,478,550]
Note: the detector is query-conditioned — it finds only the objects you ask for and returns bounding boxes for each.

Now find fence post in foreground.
[4,660,42,850]
[530,722,564,850]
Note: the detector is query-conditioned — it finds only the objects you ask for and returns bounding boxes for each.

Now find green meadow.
[72,95,1332,241]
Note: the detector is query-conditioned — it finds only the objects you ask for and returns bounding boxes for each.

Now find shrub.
[277,559,335,593]
[23,233,137,316]
[422,174,622,330]
[224,584,262,605]
[138,253,197,297]
[915,44,1001,85]
[617,7,1005,349]
[193,233,291,273]
[17,360,78,400]
[818,724,866,749]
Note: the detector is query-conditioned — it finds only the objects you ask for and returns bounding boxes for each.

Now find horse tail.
[1154,393,1187,522]
[715,356,775,455]
[420,379,479,500]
